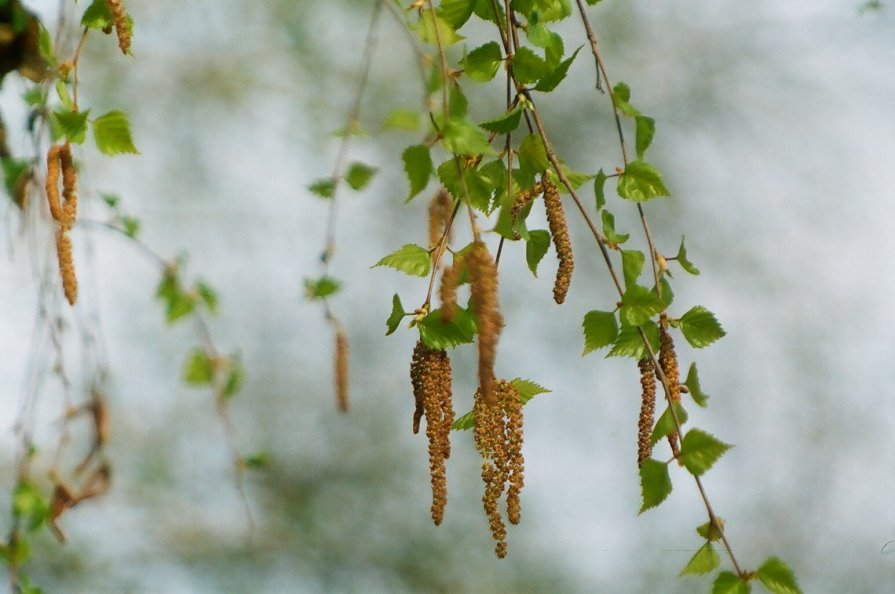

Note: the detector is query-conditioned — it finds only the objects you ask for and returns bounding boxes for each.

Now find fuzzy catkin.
[45,144,63,222]
[510,182,542,222]
[106,0,131,54]
[467,241,501,405]
[659,320,681,452]
[60,143,77,229]
[543,180,573,304]
[439,258,460,324]
[56,228,77,305]
[637,358,656,467]
[334,330,348,413]
[427,189,453,257]
[409,340,454,525]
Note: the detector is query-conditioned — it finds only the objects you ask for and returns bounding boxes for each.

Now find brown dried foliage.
[409,340,454,525]
[106,0,132,55]
[543,180,573,304]
[637,358,656,467]
[473,379,524,558]
[427,188,453,257]
[467,240,502,405]
[335,330,349,413]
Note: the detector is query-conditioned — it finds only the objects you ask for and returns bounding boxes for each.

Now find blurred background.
[0,0,894,592]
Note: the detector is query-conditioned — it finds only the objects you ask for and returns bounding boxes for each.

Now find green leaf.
[402,144,432,201]
[55,80,73,110]
[462,41,503,82]
[617,160,670,202]
[512,46,550,84]
[449,82,468,118]
[650,403,688,446]
[619,284,663,326]
[121,216,140,238]
[525,229,550,276]
[308,178,335,199]
[607,321,659,359]
[473,0,505,23]
[418,306,476,349]
[639,459,672,513]
[612,82,641,117]
[157,270,196,324]
[437,0,476,29]
[517,134,550,176]
[196,281,218,313]
[534,46,581,92]
[756,557,802,594]
[345,161,376,191]
[383,108,420,131]
[676,236,700,275]
[594,169,607,210]
[184,349,214,385]
[13,482,48,532]
[222,356,245,398]
[38,22,57,70]
[679,428,732,476]
[437,159,494,213]
[418,11,464,46]
[373,244,432,277]
[52,108,90,144]
[696,518,726,542]
[684,363,709,407]
[678,306,726,348]
[92,110,139,155]
[635,115,655,160]
[2,157,30,203]
[479,107,522,133]
[582,310,618,355]
[452,409,476,431]
[82,0,113,29]
[713,572,750,594]
[601,210,629,246]
[511,377,551,404]
[242,452,271,470]
[680,542,720,576]
[656,276,674,310]
[304,276,341,299]
[620,250,644,288]
[386,294,404,336]
[442,118,495,155]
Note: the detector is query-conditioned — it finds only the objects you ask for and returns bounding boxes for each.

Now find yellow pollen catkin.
[543,180,573,304]
[439,257,460,324]
[56,228,77,305]
[335,330,349,413]
[45,144,63,222]
[510,182,543,222]
[60,143,77,229]
[106,0,132,55]
[467,241,501,406]
[637,358,656,467]
[659,318,681,452]
[427,188,453,258]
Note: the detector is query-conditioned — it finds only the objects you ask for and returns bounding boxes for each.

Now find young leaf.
[639,459,672,513]
[345,161,376,191]
[386,294,404,336]
[684,363,709,407]
[696,518,726,542]
[621,250,645,288]
[678,306,726,348]
[527,23,564,66]
[617,160,670,202]
[756,557,803,594]
[242,452,271,470]
[582,310,618,355]
[607,321,659,359]
[418,11,464,46]
[437,159,493,213]
[680,542,720,576]
[534,46,582,92]
[52,108,90,144]
[308,178,335,199]
[13,482,48,532]
[304,276,341,300]
[452,409,476,431]
[479,107,522,133]
[196,281,218,313]
[383,108,420,131]
[512,46,550,84]
[184,349,214,385]
[676,236,700,275]
[594,169,607,210]
[462,41,503,82]
[612,82,641,117]
[373,244,432,277]
[517,134,550,177]
[601,210,630,246]
[619,284,664,326]
[93,110,139,155]
[121,216,140,238]
[442,118,495,155]
[511,377,551,404]
[634,115,655,160]
[713,572,750,594]
[418,307,476,349]
[437,0,476,29]
[81,0,113,29]
[679,428,732,476]
[650,403,688,446]
[525,229,550,276]
[402,144,432,201]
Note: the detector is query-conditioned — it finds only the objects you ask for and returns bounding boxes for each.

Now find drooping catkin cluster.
[467,240,502,405]
[543,180,573,304]
[427,188,453,259]
[105,0,132,55]
[637,358,656,467]
[510,182,544,222]
[439,257,460,324]
[409,340,454,525]
[334,329,349,413]
[46,143,78,305]
[658,317,681,452]
[474,379,524,558]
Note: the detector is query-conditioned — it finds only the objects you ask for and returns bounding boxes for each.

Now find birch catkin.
[637,358,656,467]
[334,330,349,413]
[56,228,77,305]
[543,180,573,304]
[467,240,501,405]
[106,0,132,55]
[46,143,79,305]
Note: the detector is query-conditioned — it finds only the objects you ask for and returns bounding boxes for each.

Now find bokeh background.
[1,0,894,592]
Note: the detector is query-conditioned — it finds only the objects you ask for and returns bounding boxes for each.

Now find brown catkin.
[59,143,77,229]
[106,0,132,55]
[427,189,453,257]
[409,340,454,525]
[438,257,460,324]
[659,319,681,453]
[56,228,77,305]
[334,330,348,413]
[467,241,501,405]
[45,144,63,222]
[637,358,656,467]
[543,180,573,304]
[510,182,543,222]
[500,382,524,526]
